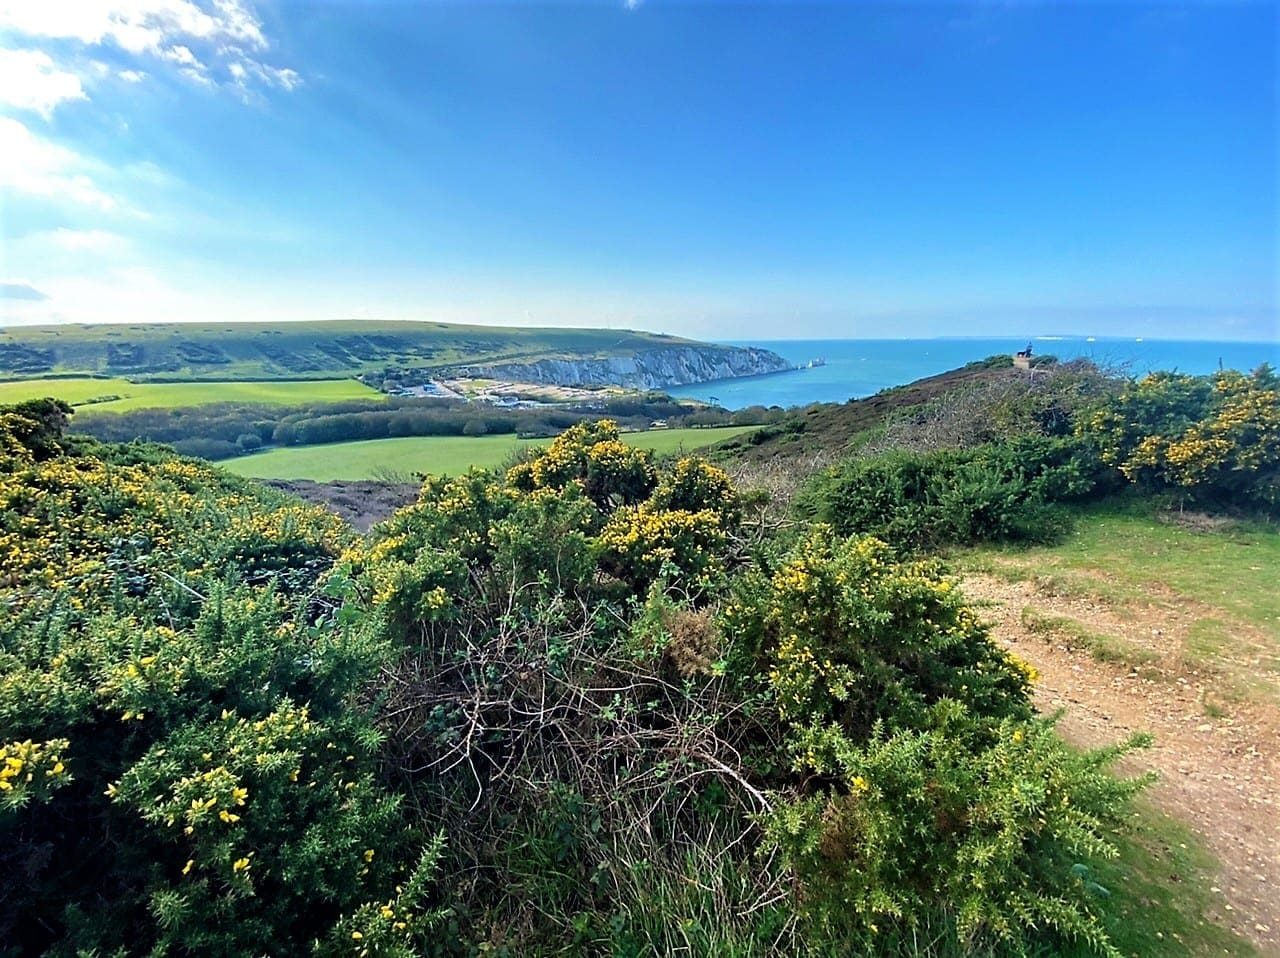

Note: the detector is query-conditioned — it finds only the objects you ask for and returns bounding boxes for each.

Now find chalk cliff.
[449,344,792,390]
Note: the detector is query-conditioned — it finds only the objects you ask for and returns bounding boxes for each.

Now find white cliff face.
[450,345,792,389]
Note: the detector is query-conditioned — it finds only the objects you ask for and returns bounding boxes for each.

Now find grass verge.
[1084,800,1257,958]
[1019,606,1161,670]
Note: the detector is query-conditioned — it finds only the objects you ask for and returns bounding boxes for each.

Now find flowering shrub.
[1,402,1154,956]
[649,456,741,524]
[1078,367,1280,510]
[334,422,761,949]
[0,398,72,466]
[765,703,1150,956]
[0,738,72,813]
[597,504,728,593]
[507,419,657,508]
[719,529,1148,953]
[0,406,442,955]
[723,529,1032,734]
[0,452,348,621]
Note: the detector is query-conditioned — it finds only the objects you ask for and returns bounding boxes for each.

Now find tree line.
[72,392,782,461]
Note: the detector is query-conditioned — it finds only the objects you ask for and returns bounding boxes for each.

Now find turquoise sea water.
[667,337,1280,410]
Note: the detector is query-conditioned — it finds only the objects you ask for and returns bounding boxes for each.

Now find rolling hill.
[0,319,787,386]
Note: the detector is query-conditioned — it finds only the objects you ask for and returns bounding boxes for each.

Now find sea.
[666,337,1280,410]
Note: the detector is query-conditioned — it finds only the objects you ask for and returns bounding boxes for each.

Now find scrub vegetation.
[1,358,1274,956]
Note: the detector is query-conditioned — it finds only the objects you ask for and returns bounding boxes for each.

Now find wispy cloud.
[0,0,265,56]
[0,116,117,210]
[0,0,299,100]
[226,56,299,100]
[0,48,87,117]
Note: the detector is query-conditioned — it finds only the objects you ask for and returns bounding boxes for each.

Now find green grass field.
[224,426,756,481]
[0,377,383,412]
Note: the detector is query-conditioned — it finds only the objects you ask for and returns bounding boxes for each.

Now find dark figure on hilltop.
[1016,342,1033,359]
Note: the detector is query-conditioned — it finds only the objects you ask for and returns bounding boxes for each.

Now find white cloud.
[0,116,116,209]
[226,56,300,100]
[160,43,202,67]
[0,0,296,98]
[0,0,266,55]
[0,48,87,116]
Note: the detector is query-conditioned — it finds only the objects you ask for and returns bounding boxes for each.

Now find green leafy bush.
[0,407,443,956]
[722,529,1034,735]
[721,529,1149,954]
[796,436,1098,550]
[766,704,1150,957]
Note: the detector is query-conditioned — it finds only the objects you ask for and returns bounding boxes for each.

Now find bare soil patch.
[964,573,1280,954]
[267,479,419,531]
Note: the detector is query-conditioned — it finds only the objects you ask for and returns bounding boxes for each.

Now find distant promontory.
[0,319,790,389]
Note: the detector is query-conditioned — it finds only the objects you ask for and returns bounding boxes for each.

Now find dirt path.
[963,574,1279,954]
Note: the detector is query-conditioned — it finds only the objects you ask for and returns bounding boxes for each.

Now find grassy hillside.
[0,320,692,381]
[225,425,757,480]
[0,376,383,411]
[711,363,1013,465]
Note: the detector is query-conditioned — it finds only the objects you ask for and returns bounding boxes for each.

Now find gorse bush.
[722,530,1034,735]
[796,436,1099,550]
[794,363,1277,554]
[2,404,1155,956]
[0,406,444,955]
[714,529,1151,955]
[338,424,1147,954]
[331,421,767,951]
[1078,366,1280,512]
[765,704,1150,957]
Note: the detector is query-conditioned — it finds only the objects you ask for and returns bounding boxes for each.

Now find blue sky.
[0,1,1275,341]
